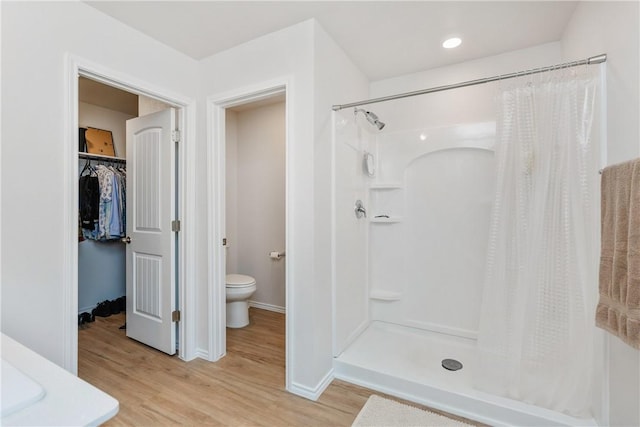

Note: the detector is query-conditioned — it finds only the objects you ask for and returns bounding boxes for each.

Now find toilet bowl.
[225,274,257,328]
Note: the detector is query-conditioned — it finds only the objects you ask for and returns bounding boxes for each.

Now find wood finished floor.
[78,308,481,426]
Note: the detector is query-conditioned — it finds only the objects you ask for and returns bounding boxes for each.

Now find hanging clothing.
[108,168,122,238]
[80,162,127,241]
[112,166,126,236]
[117,167,126,234]
[96,164,114,240]
[79,174,99,230]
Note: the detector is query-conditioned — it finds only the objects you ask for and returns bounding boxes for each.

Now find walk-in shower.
[331,55,606,426]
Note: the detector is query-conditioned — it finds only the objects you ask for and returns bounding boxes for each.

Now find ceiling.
[227,93,286,113]
[86,1,579,81]
[79,77,139,116]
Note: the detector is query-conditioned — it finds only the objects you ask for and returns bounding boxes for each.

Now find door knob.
[121,236,132,244]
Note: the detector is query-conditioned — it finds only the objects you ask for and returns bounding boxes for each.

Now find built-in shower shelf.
[370,183,403,190]
[370,216,403,223]
[370,290,402,301]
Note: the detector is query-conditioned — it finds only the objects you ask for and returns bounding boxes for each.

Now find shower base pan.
[333,321,597,427]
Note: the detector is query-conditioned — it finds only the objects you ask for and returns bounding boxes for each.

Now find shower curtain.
[475,65,600,417]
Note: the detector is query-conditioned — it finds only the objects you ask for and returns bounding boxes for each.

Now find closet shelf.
[79,152,126,163]
[370,290,402,301]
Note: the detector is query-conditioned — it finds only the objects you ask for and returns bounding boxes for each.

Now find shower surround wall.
[332,112,372,354]
[332,42,605,426]
[368,124,495,339]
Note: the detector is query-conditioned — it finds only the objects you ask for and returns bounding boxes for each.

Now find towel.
[596,159,640,349]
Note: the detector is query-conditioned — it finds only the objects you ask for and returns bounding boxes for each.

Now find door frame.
[206,77,292,389]
[63,54,198,373]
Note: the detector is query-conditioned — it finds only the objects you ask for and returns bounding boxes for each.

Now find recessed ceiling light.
[442,37,462,49]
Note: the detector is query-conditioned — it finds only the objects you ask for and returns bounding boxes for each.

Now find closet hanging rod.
[79,152,126,164]
[331,53,607,111]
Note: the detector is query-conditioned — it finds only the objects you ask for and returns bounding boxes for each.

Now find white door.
[125,108,177,355]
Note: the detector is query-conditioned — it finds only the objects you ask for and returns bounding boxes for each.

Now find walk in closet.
[77,77,170,320]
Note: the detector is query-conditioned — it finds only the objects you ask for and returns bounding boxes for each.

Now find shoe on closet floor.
[115,296,126,313]
[92,301,112,317]
[78,312,94,328]
[80,312,94,323]
[109,299,120,315]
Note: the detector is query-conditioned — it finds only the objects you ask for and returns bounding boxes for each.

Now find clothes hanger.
[80,158,92,176]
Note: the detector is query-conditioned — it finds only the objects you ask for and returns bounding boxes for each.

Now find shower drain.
[441,358,463,371]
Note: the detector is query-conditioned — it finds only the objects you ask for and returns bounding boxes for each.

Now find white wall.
[370,42,562,129]
[227,102,286,310]
[562,2,640,426]
[314,22,371,385]
[138,95,171,117]
[1,1,199,368]
[79,102,133,157]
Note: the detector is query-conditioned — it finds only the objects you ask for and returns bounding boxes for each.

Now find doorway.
[77,77,136,325]
[225,94,286,315]
[78,76,179,352]
[207,82,292,390]
[64,56,197,374]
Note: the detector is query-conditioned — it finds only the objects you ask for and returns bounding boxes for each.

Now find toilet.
[225,274,257,328]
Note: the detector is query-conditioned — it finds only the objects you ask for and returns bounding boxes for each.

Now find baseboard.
[249,300,286,314]
[288,369,334,401]
[194,348,210,361]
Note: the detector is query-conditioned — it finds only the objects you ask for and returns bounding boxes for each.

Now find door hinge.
[172,310,181,322]
[171,220,181,232]
[172,130,181,143]
[222,238,227,246]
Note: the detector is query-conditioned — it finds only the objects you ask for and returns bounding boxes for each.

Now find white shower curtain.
[475,66,600,417]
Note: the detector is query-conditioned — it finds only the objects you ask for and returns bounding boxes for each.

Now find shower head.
[354,108,385,130]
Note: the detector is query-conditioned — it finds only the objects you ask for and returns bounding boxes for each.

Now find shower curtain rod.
[331,53,607,111]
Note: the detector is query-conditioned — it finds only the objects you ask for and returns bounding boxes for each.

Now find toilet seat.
[226,274,256,288]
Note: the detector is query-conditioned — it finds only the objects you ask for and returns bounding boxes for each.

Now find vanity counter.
[1,333,118,426]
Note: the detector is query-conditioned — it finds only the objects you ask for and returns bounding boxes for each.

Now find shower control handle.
[355,200,367,219]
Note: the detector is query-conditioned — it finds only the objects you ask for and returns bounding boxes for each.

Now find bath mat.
[352,395,474,427]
